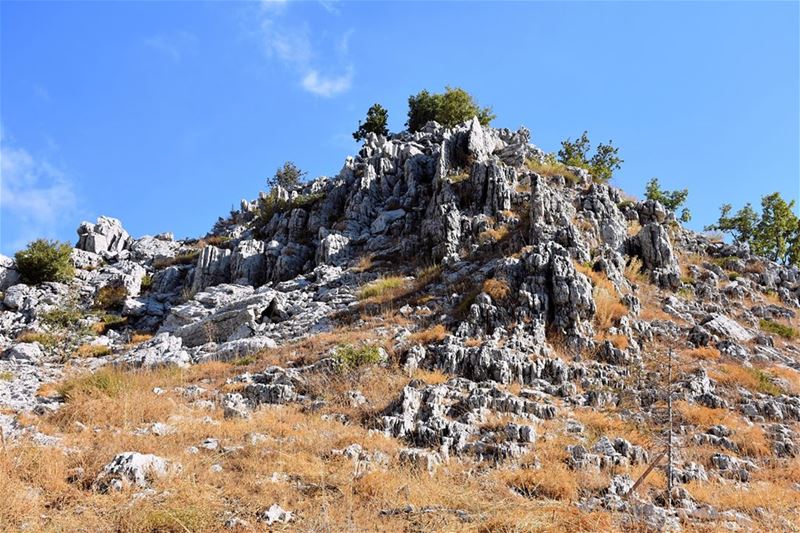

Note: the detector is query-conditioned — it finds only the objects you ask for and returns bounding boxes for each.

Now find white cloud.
[302,68,352,97]
[144,31,197,62]
[0,138,79,251]
[257,0,353,97]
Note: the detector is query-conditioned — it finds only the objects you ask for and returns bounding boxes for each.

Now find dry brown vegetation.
[408,324,448,345]
[483,278,511,301]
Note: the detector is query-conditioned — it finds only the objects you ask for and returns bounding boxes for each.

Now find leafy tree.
[268,161,306,191]
[557,132,591,168]
[645,178,691,222]
[707,192,800,267]
[353,103,389,141]
[557,131,623,183]
[15,239,75,285]
[406,87,495,132]
[752,193,800,265]
[706,203,759,245]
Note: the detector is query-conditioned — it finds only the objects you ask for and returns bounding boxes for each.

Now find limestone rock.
[76,216,132,255]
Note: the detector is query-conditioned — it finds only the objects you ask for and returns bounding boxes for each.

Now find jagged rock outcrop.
[76,216,132,255]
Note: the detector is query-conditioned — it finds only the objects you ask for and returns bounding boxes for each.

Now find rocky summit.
[1,119,799,532]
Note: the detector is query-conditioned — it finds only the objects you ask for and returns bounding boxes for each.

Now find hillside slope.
[1,118,798,532]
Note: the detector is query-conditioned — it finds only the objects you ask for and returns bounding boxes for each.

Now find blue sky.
[1,0,798,255]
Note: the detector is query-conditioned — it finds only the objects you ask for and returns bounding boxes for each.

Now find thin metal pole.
[667,348,673,509]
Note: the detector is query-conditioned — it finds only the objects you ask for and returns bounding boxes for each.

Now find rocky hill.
[1,118,799,532]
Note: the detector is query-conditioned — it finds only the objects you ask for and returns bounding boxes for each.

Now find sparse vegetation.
[707,192,800,267]
[73,344,112,358]
[525,155,580,183]
[357,276,407,301]
[56,368,127,401]
[760,318,798,340]
[353,103,389,141]
[334,344,384,372]
[268,160,307,191]
[40,307,85,329]
[14,239,75,285]
[94,284,128,311]
[407,86,494,132]
[711,363,785,396]
[0,371,13,381]
[645,177,691,222]
[557,131,623,183]
[153,250,200,269]
[478,225,509,244]
[15,330,60,347]
[482,278,511,301]
[407,324,448,345]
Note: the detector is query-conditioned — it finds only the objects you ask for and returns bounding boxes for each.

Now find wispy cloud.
[144,31,197,62]
[0,133,79,252]
[257,0,354,97]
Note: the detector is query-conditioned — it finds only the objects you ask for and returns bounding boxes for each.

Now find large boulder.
[0,255,21,291]
[116,333,190,368]
[76,216,132,254]
[634,223,681,289]
[191,246,231,292]
[230,240,266,286]
[94,452,174,492]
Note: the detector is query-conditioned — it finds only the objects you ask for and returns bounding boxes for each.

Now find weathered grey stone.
[76,216,132,254]
[192,246,231,292]
[0,255,21,291]
[94,452,173,491]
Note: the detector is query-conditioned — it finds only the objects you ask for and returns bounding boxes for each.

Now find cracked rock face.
[1,118,799,532]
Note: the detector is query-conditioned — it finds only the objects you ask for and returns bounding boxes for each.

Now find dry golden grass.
[353,254,373,273]
[594,286,627,330]
[710,363,784,396]
[767,365,800,395]
[572,409,650,447]
[525,158,579,183]
[483,278,511,301]
[129,332,154,345]
[683,346,721,361]
[624,257,647,284]
[478,225,510,244]
[464,337,482,348]
[73,343,113,358]
[501,463,578,501]
[674,401,771,458]
[411,369,449,385]
[357,275,407,301]
[408,324,448,345]
[1,357,632,533]
[597,332,629,350]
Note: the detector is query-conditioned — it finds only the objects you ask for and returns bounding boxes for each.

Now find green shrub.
[140,274,153,291]
[353,103,389,141]
[15,330,60,347]
[15,239,75,285]
[760,318,798,340]
[645,178,691,222]
[407,87,494,132]
[557,131,623,183]
[0,371,13,381]
[706,193,800,267]
[94,285,128,311]
[41,307,85,328]
[257,191,325,228]
[268,161,307,191]
[334,344,384,372]
[232,355,257,366]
